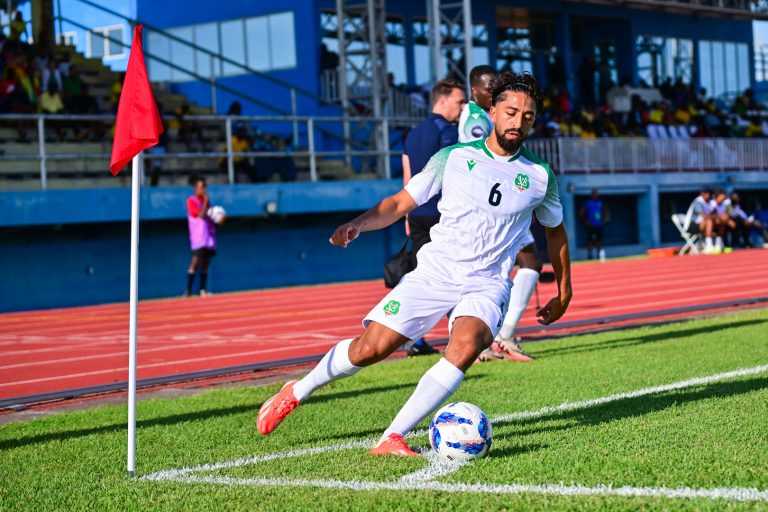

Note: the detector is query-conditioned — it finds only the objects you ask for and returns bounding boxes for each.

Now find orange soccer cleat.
[370,433,420,457]
[256,380,300,435]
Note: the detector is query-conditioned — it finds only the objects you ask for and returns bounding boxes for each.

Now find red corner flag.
[110,25,163,176]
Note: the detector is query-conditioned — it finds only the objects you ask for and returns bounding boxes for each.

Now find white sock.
[381,357,464,439]
[499,268,539,340]
[705,237,714,249]
[715,236,723,248]
[292,338,361,402]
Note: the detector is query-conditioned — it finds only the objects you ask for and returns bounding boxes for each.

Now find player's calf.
[443,317,493,372]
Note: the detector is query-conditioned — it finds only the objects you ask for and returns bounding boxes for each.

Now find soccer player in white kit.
[459,65,544,363]
[257,71,573,456]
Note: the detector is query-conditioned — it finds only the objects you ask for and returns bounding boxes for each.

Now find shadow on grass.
[533,318,767,358]
[493,375,768,437]
[0,380,427,451]
[488,442,549,460]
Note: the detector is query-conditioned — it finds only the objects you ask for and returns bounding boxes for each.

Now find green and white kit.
[363,139,563,340]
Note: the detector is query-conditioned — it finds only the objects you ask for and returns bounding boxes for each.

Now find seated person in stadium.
[709,188,733,252]
[729,192,768,247]
[684,188,715,253]
[227,126,256,182]
[68,84,102,141]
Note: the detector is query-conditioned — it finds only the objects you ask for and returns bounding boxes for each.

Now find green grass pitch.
[2,308,767,511]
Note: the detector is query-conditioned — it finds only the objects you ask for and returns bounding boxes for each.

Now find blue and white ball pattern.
[429,402,492,462]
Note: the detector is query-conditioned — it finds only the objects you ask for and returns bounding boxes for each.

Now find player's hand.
[536,296,569,325]
[329,223,360,248]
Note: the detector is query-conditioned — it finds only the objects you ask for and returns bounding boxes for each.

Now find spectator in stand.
[229,126,258,182]
[170,102,205,151]
[38,80,63,114]
[744,117,764,138]
[579,120,596,138]
[38,79,65,140]
[7,12,28,51]
[58,53,71,77]
[69,84,103,141]
[0,67,19,112]
[684,188,716,254]
[109,73,123,113]
[41,58,62,93]
[62,64,84,106]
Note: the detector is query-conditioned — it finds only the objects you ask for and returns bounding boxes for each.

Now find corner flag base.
[127,471,136,479]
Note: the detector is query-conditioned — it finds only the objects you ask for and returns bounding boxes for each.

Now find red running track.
[1,250,767,399]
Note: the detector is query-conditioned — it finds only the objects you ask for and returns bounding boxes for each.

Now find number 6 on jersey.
[488,183,502,206]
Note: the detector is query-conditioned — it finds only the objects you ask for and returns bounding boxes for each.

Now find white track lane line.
[142,364,768,502]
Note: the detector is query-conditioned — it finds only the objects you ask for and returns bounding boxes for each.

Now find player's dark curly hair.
[188,174,206,186]
[489,71,543,112]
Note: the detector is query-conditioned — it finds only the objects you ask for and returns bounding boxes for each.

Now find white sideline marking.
[142,364,768,502]
[151,475,768,502]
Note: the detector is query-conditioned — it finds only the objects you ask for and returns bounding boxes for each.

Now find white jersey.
[458,101,492,142]
[404,139,563,284]
[685,195,713,229]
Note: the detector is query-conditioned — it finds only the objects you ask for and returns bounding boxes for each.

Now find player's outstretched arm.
[537,222,573,325]
[329,189,417,248]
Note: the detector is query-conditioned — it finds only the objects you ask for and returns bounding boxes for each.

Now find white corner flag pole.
[127,153,141,478]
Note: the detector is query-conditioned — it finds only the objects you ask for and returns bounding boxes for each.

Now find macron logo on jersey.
[467,159,477,172]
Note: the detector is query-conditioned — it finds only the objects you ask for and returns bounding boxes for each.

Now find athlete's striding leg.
[293,322,408,401]
[257,323,408,435]
[499,268,539,339]
[373,317,491,455]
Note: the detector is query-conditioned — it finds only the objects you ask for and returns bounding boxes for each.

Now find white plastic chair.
[671,213,701,255]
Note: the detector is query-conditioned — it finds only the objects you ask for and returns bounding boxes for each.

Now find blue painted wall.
[0,214,404,312]
[3,171,768,312]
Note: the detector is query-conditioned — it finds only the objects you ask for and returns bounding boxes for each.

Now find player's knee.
[349,331,392,366]
[447,333,486,364]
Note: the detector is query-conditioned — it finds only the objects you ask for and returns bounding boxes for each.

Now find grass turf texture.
[2,309,767,511]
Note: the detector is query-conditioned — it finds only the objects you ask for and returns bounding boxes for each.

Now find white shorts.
[363,269,510,341]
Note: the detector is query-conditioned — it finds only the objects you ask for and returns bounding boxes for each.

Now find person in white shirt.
[256,71,573,457]
[728,192,768,247]
[709,188,733,252]
[684,188,715,253]
[458,64,542,363]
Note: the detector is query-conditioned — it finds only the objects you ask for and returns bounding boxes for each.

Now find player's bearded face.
[494,124,528,154]
[491,91,536,154]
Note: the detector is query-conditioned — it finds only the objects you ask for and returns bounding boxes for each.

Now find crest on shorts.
[383,300,400,316]
[514,173,530,191]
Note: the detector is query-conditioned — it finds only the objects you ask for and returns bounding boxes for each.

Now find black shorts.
[587,226,603,243]
[408,215,440,257]
[192,248,216,257]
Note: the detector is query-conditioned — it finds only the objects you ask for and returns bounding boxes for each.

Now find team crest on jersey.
[514,173,530,191]
[383,300,400,316]
[466,159,477,172]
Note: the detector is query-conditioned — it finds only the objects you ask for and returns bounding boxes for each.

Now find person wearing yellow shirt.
[8,12,27,42]
[39,82,64,114]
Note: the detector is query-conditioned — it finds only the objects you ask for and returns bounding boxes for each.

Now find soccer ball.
[208,205,227,224]
[429,402,492,462]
